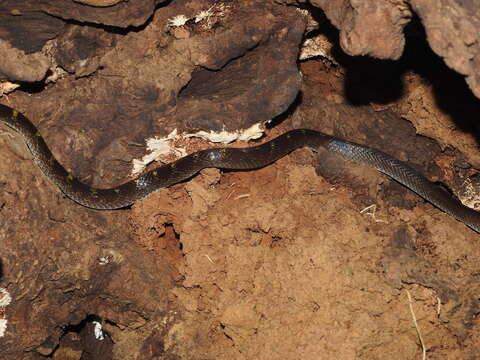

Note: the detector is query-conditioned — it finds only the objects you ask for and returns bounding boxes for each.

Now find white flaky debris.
[0,319,7,338]
[186,123,264,144]
[0,81,20,97]
[45,66,68,83]
[458,177,480,210]
[195,7,214,23]
[168,14,189,27]
[168,3,230,30]
[93,321,105,340]
[0,288,11,338]
[0,288,11,307]
[299,36,337,64]
[98,256,111,265]
[131,123,264,175]
[132,129,187,175]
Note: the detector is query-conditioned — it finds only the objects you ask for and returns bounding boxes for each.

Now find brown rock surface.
[410,0,480,99]
[1,1,480,359]
[309,0,411,59]
[0,40,50,82]
[0,0,158,31]
[308,0,480,98]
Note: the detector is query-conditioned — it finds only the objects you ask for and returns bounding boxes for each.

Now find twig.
[235,194,250,200]
[406,290,427,360]
[360,204,388,223]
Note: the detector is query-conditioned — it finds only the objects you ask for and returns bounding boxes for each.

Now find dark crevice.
[178,42,260,101]
[42,0,174,36]
[161,222,182,251]
[16,78,49,94]
[55,314,114,360]
[293,4,480,144]
[267,90,303,129]
[161,223,180,240]
[61,314,102,335]
[402,14,480,143]
[220,323,234,342]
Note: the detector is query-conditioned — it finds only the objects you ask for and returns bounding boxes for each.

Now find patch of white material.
[195,7,214,23]
[168,14,189,27]
[168,3,230,30]
[198,3,230,29]
[93,321,105,340]
[186,123,264,144]
[0,288,10,338]
[0,319,7,338]
[295,8,309,16]
[131,124,264,175]
[0,81,20,97]
[459,178,480,210]
[78,59,88,68]
[0,288,11,307]
[98,256,110,265]
[299,36,337,63]
[132,129,187,175]
[45,66,68,83]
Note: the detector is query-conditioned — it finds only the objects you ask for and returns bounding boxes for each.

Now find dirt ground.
[1,1,480,359]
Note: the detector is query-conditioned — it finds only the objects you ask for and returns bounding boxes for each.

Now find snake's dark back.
[1,103,479,233]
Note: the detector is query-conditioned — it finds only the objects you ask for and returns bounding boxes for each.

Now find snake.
[1,103,479,233]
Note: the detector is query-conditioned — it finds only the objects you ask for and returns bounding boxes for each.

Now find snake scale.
[1,103,479,233]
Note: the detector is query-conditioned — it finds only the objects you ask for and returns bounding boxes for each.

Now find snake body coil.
[1,103,479,233]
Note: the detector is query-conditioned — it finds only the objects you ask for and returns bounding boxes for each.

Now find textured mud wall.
[1,0,480,359]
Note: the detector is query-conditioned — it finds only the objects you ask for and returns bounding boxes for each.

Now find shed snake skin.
[1,103,479,233]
